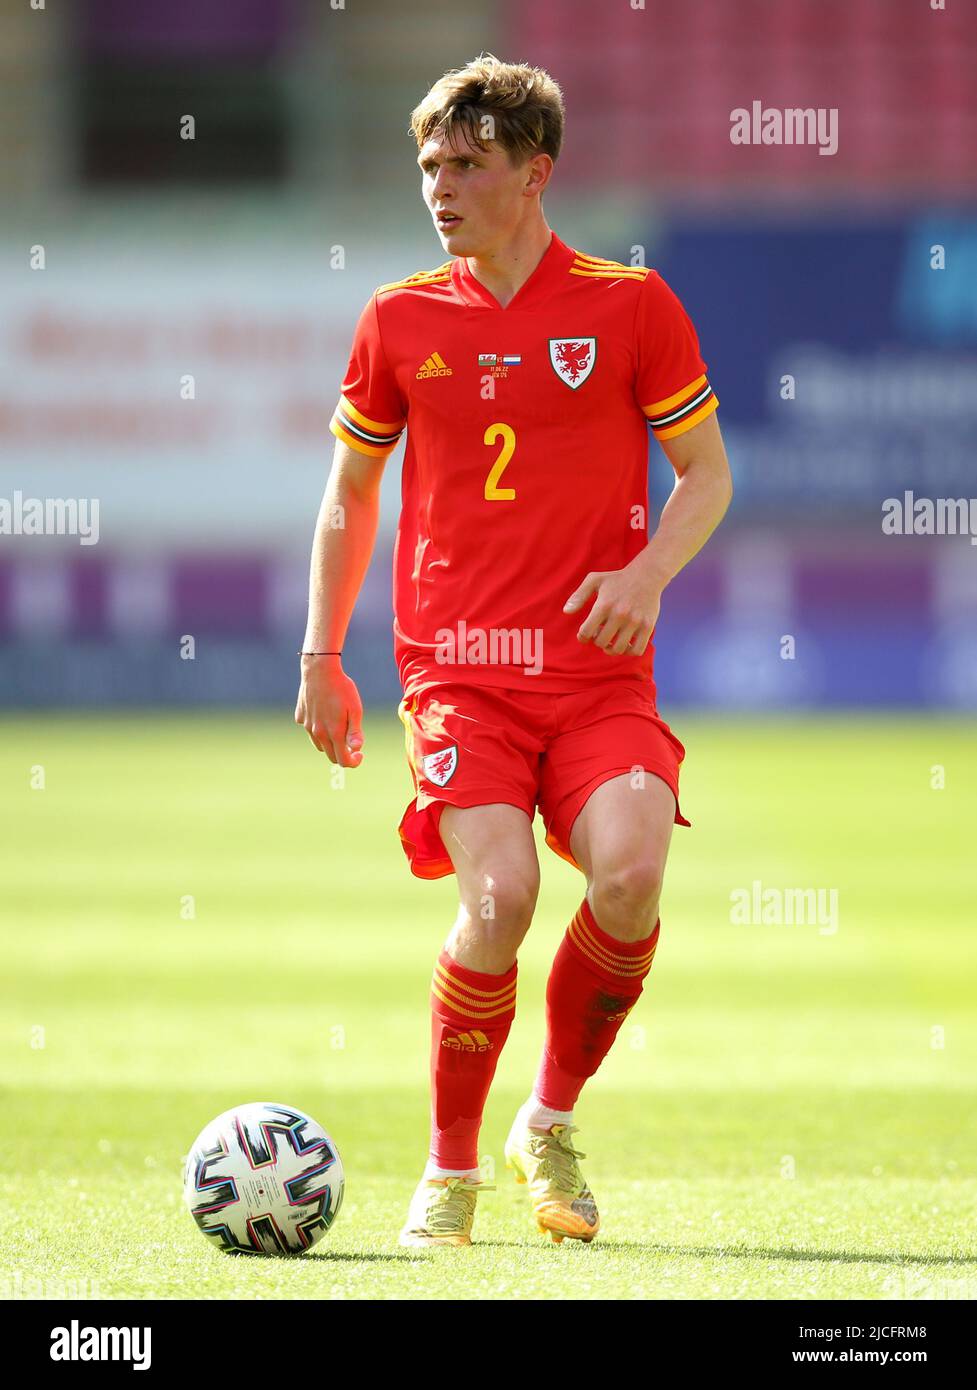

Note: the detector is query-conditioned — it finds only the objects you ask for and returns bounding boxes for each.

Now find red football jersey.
[329,231,718,698]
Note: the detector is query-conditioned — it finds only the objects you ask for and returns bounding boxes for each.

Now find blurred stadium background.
[1,0,975,712]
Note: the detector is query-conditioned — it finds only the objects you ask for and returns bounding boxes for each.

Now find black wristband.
[299,650,342,656]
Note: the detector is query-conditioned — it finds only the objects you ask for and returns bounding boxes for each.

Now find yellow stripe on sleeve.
[642,374,709,419]
[340,395,405,435]
[329,416,396,458]
[652,394,719,440]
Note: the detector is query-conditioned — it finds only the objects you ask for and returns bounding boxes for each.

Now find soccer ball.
[183,1101,344,1255]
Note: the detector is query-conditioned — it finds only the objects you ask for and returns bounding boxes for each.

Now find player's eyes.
[421,160,475,174]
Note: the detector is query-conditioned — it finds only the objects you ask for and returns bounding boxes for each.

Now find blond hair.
[409,53,564,166]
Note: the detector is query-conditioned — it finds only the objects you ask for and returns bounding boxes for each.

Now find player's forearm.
[301,475,380,653]
[635,461,733,592]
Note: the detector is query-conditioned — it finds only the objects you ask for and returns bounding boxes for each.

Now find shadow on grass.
[304,1250,435,1263]
[220,1249,426,1264]
[471,1239,977,1266]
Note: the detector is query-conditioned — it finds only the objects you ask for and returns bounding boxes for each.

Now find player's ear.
[525,152,553,196]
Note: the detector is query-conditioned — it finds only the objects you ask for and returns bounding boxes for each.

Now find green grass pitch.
[1,711,975,1301]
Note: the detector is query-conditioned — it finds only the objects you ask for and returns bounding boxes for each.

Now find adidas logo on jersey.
[441,1030,493,1052]
[416,351,452,379]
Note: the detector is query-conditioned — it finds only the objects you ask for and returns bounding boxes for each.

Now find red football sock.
[534,897,659,1112]
[428,949,518,1170]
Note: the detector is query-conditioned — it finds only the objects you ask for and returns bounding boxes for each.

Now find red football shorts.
[396,679,690,880]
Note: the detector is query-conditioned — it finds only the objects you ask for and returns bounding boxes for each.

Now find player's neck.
[464,218,554,310]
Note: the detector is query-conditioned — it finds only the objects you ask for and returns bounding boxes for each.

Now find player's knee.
[592,859,664,934]
[474,868,539,935]
[458,867,537,943]
[451,867,538,969]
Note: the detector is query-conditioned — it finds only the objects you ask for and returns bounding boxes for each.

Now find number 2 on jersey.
[483,422,516,501]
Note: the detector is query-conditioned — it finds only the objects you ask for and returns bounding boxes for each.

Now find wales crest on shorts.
[422,745,458,787]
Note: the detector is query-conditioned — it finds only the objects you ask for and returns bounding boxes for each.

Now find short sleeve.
[329,293,407,457]
[634,271,718,442]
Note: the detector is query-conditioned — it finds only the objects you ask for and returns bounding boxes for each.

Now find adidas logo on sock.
[441,1030,493,1052]
[605,1004,635,1022]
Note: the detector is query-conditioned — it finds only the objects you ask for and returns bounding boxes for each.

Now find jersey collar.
[452,230,576,311]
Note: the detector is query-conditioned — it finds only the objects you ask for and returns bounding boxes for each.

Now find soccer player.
[296,54,732,1246]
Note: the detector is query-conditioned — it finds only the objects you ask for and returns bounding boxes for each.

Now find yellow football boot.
[398,1176,494,1248]
[504,1122,600,1243]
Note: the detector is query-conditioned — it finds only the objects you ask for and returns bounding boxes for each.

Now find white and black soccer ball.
[183,1101,344,1255]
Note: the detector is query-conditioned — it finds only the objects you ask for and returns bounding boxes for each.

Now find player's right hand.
[294,657,364,768]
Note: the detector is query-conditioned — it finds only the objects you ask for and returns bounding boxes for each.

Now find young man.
[296,54,732,1247]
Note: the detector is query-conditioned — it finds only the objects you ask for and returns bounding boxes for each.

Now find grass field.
[1,712,975,1301]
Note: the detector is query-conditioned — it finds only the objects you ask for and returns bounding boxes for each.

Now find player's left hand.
[563,562,662,656]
